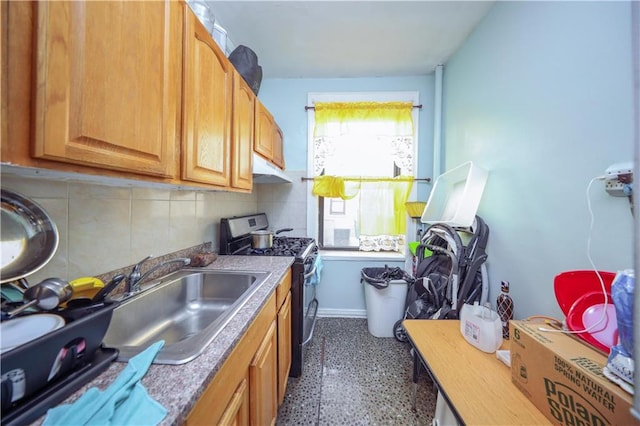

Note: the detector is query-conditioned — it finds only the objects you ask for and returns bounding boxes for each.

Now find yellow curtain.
[311,176,360,200]
[358,177,414,235]
[312,175,414,234]
[312,101,416,250]
[313,102,414,138]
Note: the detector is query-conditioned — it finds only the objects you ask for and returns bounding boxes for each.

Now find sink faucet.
[126,255,191,294]
[127,255,152,292]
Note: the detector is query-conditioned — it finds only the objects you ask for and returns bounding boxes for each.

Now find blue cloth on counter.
[43,340,167,426]
[308,255,323,286]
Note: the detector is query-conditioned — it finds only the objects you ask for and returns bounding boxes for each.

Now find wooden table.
[403,320,551,425]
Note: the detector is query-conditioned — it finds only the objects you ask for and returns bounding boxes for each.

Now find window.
[307,92,419,252]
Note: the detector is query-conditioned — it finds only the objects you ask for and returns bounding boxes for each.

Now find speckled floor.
[276,318,437,426]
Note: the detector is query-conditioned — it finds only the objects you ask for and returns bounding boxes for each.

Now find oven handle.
[303,265,317,281]
[302,298,319,346]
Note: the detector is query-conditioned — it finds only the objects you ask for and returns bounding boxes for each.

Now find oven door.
[301,256,319,346]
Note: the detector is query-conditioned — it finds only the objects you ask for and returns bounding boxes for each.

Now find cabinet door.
[182,7,232,186]
[185,294,276,426]
[272,123,285,170]
[254,100,274,160]
[277,291,292,405]
[218,376,250,426]
[249,320,278,426]
[231,72,254,191]
[33,1,180,178]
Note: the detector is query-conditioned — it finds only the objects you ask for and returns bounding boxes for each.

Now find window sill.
[319,249,407,262]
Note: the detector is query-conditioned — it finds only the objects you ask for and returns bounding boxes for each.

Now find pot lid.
[1,189,59,283]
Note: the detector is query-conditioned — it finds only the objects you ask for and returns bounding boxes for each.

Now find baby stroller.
[393,215,490,342]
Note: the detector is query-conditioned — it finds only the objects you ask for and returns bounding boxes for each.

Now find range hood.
[252,154,293,184]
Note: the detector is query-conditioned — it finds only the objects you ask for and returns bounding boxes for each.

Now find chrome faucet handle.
[131,255,153,274]
[126,257,192,296]
[128,255,153,291]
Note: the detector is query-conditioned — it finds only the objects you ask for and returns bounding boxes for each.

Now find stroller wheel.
[393,320,408,342]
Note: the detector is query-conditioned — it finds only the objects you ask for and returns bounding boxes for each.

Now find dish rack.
[1,303,118,424]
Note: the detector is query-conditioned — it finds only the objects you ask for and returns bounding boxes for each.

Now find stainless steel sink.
[102,269,271,364]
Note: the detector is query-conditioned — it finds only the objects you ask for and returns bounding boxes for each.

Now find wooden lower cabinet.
[218,376,250,426]
[185,292,275,425]
[277,292,292,405]
[274,268,292,405]
[186,269,292,426]
[249,321,278,426]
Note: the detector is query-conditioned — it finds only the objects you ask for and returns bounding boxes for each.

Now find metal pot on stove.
[250,228,293,249]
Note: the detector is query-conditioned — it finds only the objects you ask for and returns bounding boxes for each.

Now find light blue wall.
[257,76,434,316]
[315,257,406,318]
[443,1,635,319]
[258,76,435,202]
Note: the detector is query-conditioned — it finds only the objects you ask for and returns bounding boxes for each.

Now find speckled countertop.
[33,255,294,426]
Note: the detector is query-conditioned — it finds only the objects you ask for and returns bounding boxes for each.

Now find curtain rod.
[304,104,422,111]
[301,177,431,182]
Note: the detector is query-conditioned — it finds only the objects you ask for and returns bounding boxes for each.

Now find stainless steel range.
[219,213,318,377]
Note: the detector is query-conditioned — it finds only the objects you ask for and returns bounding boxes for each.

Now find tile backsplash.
[1,174,258,283]
[255,170,309,237]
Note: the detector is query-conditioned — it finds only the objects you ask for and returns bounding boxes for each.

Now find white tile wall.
[1,174,258,283]
[256,170,309,236]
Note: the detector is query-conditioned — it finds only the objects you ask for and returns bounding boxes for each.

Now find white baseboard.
[317,308,367,318]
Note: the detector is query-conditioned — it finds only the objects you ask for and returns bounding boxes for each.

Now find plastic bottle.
[459,302,502,353]
[496,280,514,339]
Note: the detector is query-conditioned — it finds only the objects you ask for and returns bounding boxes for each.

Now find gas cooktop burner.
[248,237,316,257]
[219,213,317,259]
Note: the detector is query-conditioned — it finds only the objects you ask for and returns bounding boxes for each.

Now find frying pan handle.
[275,228,294,235]
[91,274,125,303]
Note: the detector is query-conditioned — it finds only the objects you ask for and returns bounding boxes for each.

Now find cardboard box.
[510,320,636,426]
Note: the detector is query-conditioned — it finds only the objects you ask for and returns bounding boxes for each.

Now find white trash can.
[361,267,410,338]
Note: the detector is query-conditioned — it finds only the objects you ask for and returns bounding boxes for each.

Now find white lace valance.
[359,234,406,253]
[314,135,413,176]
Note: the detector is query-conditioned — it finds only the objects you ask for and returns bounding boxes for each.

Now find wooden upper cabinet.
[182,7,232,187]
[254,100,274,161]
[272,124,285,170]
[33,1,181,178]
[254,99,285,171]
[231,72,254,191]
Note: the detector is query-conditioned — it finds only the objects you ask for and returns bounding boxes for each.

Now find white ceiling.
[207,1,495,79]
